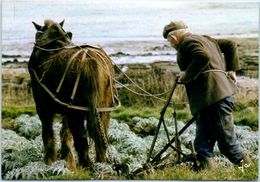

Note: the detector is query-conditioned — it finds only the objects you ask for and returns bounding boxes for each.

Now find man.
[163,21,252,171]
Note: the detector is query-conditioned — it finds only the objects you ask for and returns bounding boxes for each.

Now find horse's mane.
[44,19,55,27]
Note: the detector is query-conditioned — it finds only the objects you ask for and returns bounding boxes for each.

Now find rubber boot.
[206,157,217,172]
[199,157,217,172]
[240,155,252,167]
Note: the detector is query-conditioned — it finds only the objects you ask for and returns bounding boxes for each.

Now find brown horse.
[29,19,118,169]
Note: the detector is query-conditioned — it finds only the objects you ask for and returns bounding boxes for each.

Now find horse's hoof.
[45,158,54,165]
[44,155,57,165]
[81,161,93,170]
[67,160,77,171]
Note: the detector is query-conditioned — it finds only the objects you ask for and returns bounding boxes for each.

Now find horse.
[28,19,118,169]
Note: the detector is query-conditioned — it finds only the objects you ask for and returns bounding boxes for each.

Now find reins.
[32,41,232,112]
[32,43,122,112]
[34,45,74,52]
[33,43,172,104]
[31,68,121,112]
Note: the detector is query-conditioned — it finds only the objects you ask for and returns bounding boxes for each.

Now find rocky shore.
[2,36,258,106]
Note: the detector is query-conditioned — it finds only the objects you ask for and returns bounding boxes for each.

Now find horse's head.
[32,19,73,48]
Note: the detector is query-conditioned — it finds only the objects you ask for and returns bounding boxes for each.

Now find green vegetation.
[2,103,258,130]
[111,105,258,130]
[234,106,258,130]
[111,105,191,122]
[48,161,258,180]
[2,105,36,130]
[1,69,258,180]
[2,105,36,119]
[48,167,92,180]
[2,114,258,180]
[142,162,258,180]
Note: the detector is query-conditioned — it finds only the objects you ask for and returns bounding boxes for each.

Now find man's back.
[177,34,237,114]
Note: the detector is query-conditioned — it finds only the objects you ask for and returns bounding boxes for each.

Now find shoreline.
[2,33,259,57]
[2,36,258,110]
[2,36,258,78]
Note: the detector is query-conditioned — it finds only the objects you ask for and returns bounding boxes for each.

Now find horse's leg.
[67,113,92,168]
[98,112,110,161]
[100,112,110,142]
[60,116,76,170]
[86,112,107,163]
[37,108,56,165]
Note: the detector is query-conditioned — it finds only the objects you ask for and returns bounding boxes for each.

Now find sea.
[1,0,259,64]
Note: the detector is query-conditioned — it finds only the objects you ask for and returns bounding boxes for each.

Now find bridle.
[31,29,174,109]
[31,32,121,112]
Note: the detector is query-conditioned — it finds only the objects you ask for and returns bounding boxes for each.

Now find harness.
[31,44,121,112]
[31,29,178,112]
[194,68,234,81]
[201,69,228,75]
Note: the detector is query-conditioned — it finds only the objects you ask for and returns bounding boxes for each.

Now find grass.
[111,105,258,130]
[1,70,258,180]
[2,103,258,130]
[48,167,92,180]
[2,105,36,130]
[1,103,258,180]
[233,107,258,130]
[42,161,258,180]
[2,72,30,80]
[2,105,36,118]
[142,162,258,180]
[111,105,191,122]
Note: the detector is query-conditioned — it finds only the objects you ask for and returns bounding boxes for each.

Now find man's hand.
[228,71,237,84]
[178,71,187,83]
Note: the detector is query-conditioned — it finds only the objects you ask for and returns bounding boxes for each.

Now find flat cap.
[162,21,188,39]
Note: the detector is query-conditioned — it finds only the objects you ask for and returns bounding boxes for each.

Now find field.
[1,37,259,180]
[1,104,259,180]
[2,74,258,180]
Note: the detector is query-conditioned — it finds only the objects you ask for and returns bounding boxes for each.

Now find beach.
[2,36,258,108]
[2,36,258,76]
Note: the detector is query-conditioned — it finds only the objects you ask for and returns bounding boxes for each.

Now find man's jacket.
[177,34,239,115]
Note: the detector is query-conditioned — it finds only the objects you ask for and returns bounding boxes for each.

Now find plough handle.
[147,77,179,162]
[151,116,197,164]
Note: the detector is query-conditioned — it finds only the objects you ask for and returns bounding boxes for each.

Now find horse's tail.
[79,47,109,162]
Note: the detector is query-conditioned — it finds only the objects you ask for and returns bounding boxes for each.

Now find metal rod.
[146,78,179,162]
[162,117,171,144]
[151,116,197,164]
[190,140,199,172]
[169,144,186,156]
[174,101,181,162]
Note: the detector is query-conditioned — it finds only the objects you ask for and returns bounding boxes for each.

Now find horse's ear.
[32,21,42,31]
[60,19,65,27]
[67,32,73,40]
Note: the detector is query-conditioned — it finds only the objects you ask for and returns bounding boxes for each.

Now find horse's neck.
[53,40,72,48]
[43,40,70,50]
[29,48,53,69]
[30,40,73,69]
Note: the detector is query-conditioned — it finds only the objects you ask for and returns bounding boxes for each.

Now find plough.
[128,76,199,178]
